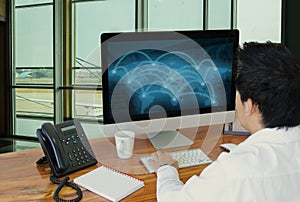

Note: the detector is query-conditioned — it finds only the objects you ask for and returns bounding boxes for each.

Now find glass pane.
[13,2,54,138]
[15,88,54,116]
[15,117,53,137]
[207,0,231,29]
[15,68,53,84]
[74,89,102,119]
[15,4,53,67]
[148,0,203,30]
[73,0,135,85]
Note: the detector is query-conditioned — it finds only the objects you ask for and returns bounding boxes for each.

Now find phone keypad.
[62,133,96,168]
[68,146,96,168]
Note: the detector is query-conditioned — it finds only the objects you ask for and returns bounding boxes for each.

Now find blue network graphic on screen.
[107,37,234,121]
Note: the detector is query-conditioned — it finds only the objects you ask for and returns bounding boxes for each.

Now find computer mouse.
[220,143,237,151]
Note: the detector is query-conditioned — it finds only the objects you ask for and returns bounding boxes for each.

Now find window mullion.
[54,0,73,123]
[63,0,73,121]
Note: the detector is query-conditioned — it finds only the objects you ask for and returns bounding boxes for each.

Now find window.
[10,0,234,139]
[72,0,135,125]
[12,0,54,138]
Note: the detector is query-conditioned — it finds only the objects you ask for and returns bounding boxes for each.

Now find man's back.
[157,126,300,202]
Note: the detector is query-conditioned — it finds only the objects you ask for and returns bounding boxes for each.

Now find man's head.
[235,41,300,130]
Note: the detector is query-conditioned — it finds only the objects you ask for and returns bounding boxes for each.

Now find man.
[149,42,300,201]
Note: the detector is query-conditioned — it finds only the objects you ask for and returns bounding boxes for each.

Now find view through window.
[11,0,233,139]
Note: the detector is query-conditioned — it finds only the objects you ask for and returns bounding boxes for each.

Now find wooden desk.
[0,125,248,201]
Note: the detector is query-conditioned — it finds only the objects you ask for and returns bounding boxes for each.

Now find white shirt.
[156,126,300,202]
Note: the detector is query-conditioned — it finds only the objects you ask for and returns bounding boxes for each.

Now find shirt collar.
[245,125,300,144]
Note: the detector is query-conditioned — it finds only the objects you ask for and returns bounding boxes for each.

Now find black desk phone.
[37,119,98,177]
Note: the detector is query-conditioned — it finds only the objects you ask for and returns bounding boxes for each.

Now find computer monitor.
[101,30,239,149]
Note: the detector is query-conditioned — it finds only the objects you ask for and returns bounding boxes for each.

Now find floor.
[0,138,41,154]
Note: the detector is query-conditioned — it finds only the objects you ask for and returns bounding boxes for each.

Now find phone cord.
[50,175,83,202]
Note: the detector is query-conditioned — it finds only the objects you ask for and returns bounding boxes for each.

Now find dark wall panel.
[282,0,300,61]
[0,21,10,137]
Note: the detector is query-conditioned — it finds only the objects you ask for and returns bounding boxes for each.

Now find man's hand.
[148,151,179,172]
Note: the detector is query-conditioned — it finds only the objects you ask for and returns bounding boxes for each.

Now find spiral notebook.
[74,166,144,202]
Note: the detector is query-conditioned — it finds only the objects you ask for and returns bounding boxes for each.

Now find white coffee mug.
[114,130,135,159]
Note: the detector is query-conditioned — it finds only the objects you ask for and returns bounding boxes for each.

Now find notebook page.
[74,166,144,201]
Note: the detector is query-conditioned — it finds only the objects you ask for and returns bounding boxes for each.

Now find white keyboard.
[140,148,212,173]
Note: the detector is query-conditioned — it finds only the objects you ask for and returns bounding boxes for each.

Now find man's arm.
[148,151,192,201]
[148,151,232,202]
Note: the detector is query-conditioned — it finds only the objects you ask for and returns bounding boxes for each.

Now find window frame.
[8,0,236,139]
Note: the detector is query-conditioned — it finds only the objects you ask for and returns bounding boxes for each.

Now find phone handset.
[40,122,69,172]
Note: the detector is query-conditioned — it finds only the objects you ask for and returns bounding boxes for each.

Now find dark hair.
[235,41,300,128]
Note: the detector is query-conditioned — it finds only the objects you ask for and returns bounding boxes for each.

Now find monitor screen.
[101,30,239,127]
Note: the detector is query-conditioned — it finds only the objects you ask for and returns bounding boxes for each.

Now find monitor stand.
[146,130,194,149]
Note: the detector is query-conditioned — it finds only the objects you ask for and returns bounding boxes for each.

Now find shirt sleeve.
[156,153,234,202]
[156,165,192,201]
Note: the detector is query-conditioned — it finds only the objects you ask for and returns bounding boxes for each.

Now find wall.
[237,0,282,44]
